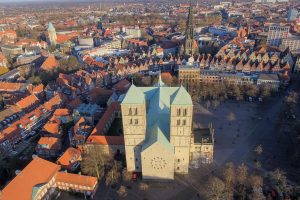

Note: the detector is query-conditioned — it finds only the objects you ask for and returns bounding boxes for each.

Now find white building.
[122,26,141,38]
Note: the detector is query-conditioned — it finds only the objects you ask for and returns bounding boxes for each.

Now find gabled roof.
[171,86,193,105]
[16,94,39,110]
[1,157,60,200]
[40,55,59,71]
[56,172,97,188]
[57,147,81,167]
[121,84,145,104]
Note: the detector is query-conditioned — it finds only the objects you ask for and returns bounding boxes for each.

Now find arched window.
[129,108,132,115]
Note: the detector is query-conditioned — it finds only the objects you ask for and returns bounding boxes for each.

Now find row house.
[215,46,294,72]
[2,157,98,200]
[0,94,63,153]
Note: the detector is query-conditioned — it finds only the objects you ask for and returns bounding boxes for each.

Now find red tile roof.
[87,102,124,145]
[32,84,44,94]
[57,147,81,167]
[113,79,131,92]
[16,94,39,110]
[42,123,60,135]
[53,108,70,117]
[56,172,97,188]
[0,82,26,92]
[1,157,60,200]
[87,135,124,145]
[40,55,59,71]
[37,137,61,150]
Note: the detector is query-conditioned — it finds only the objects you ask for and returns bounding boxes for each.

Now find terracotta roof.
[16,94,39,110]
[56,172,97,188]
[0,82,26,92]
[32,84,44,94]
[89,87,113,103]
[161,72,173,79]
[40,55,59,71]
[90,102,120,136]
[113,79,131,92]
[1,157,60,200]
[53,108,70,117]
[87,135,124,145]
[44,94,63,111]
[37,137,61,150]
[57,147,81,167]
[42,123,60,135]
[56,34,75,44]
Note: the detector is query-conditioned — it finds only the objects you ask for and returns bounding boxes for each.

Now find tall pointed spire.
[184,0,195,56]
[154,71,166,87]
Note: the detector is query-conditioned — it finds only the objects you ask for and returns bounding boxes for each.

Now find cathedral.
[121,75,194,180]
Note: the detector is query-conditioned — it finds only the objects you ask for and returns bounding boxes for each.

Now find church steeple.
[48,22,57,46]
[184,0,195,56]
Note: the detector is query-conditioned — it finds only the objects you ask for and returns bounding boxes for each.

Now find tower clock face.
[151,157,167,170]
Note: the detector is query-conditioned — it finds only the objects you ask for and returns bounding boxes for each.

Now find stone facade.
[121,75,194,180]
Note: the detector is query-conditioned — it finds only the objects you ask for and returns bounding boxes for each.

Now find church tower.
[184,0,195,56]
[170,86,193,174]
[48,22,57,46]
[121,84,147,172]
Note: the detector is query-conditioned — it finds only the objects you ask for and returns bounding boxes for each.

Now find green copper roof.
[32,183,46,200]
[153,72,167,87]
[171,86,193,105]
[48,22,55,31]
[121,84,145,104]
[142,123,174,153]
[122,82,192,151]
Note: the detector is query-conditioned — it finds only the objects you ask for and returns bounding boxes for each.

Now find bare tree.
[139,182,149,193]
[268,169,287,192]
[122,168,132,183]
[237,163,248,186]
[106,161,122,186]
[222,162,236,199]
[212,99,220,110]
[236,163,248,200]
[205,176,225,200]
[81,145,108,179]
[248,175,264,200]
[227,112,236,123]
[254,145,263,156]
[117,185,128,198]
